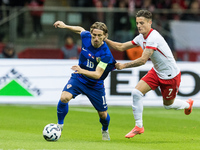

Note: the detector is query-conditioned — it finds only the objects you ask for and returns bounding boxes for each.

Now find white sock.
[164,99,189,110]
[132,89,143,128]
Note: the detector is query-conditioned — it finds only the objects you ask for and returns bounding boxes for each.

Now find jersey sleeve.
[100,54,111,65]
[98,46,116,71]
[132,35,141,46]
[97,46,116,80]
[80,31,91,39]
[145,34,158,50]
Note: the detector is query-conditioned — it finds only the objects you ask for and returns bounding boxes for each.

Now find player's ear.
[104,33,108,41]
[148,20,152,25]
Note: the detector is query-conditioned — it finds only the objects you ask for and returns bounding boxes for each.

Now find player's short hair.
[136,10,152,20]
[90,22,108,35]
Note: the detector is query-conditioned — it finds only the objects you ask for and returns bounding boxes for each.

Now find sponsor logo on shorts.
[166,96,172,99]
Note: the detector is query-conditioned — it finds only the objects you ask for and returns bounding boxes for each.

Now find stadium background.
[0,1,200,150]
[0,0,200,106]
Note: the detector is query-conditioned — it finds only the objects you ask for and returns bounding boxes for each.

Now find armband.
[97,61,108,70]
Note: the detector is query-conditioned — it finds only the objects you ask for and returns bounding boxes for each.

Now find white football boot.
[57,124,64,131]
[102,129,110,140]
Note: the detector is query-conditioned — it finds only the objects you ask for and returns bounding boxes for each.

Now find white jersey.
[132,29,180,79]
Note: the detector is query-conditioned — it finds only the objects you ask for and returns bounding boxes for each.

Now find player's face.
[91,29,106,48]
[5,48,14,56]
[136,17,152,37]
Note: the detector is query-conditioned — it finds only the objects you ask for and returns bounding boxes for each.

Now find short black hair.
[136,10,152,20]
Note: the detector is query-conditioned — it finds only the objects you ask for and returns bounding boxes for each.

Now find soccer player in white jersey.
[105,10,194,138]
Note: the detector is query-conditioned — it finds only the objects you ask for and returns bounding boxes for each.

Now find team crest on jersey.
[96,57,101,63]
[143,42,146,49]
[67,84,72,89]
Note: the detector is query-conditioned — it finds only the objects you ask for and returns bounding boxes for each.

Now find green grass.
[0,105,199,150]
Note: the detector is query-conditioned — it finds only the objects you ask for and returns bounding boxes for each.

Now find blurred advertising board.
[0,59,199,106]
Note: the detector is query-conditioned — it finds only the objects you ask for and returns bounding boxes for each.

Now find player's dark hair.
[90,22,108,35]
[136,10,152,20]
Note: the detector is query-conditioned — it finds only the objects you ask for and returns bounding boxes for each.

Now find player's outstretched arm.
[53,21,85,34]
[115,48,154,70]
[105,39,136,52]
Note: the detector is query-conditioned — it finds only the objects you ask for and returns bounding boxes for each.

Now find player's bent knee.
[60,91,72,103]
[163,99,175,110]
[60,97,70,103]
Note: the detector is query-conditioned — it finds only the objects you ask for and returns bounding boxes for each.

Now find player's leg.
[57,91,73,130]
[98,111,110,140]
[125,80,151,138]
[86,87,110,140]
[163,98,193,115]
[98,111,110,131]
[163,97,193,115]
[134,80,151,127]
[125,68,159,138]
[161,73,194,115]
[57,77,81,130]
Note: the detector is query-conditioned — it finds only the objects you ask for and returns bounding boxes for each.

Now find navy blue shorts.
[63,76,107,112]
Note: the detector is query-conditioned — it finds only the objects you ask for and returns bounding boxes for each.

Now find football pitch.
[0,105,199,150]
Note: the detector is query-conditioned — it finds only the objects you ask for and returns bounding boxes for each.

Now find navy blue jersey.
[73,31,116,88]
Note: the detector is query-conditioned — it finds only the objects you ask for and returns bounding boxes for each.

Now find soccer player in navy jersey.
[53,21,116,140]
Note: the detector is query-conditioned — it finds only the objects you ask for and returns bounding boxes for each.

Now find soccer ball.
[43,123,61,141]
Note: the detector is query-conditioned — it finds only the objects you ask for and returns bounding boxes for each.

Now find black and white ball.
[43,123,61,141]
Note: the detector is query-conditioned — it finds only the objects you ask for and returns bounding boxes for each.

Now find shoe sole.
[125,130,144,138]
[126,133,143,139]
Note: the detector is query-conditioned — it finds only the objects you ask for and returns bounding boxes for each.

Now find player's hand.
[71,65,82,74]
[115,62,124,70]
[53,21,66,28]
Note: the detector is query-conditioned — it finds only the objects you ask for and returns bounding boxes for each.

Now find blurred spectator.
[61,34,81,59]
[181,0,200,21]
[0,1,8,41]
[68,0,95,30]
[142,0,155,12]
[172,0,187,9]
[0,0,28,39]
[134,0,142,8]
[68,0,94,7]
[93,0,116,22]
[114,0,133,43]
[28,0,45,38]
[169,2,183,20]
[168,0,188,20]
[1,0,11,17]
[9,0,29,37]
[155,0,172,9]
[0,43,18,58]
